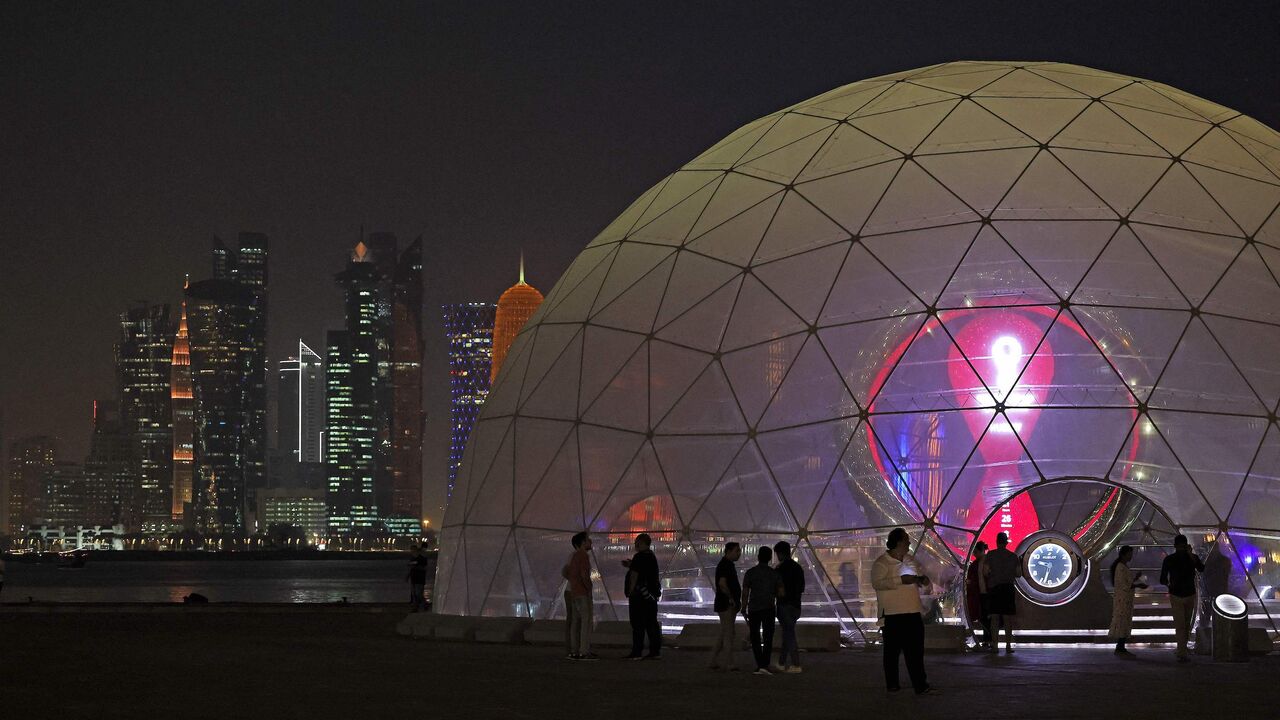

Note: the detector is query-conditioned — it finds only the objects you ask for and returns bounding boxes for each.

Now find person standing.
[1109,545,1148,655]
[741,545,781,675]
[709,542,742,671]
[622,533,662,659]
[565,532,598,660]
[1160,534,1204,662]
[872,528,937,695]
[406,544,429,612]
[965,541,992,651]
[774,541,805,673]
[984,532,1022,654]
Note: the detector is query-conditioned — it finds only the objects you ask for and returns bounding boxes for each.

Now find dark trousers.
[748,609,775,670]
[883,612,928,691]
[629,599,661,656]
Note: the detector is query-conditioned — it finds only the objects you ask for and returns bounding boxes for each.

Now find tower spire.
[518,252,525,285]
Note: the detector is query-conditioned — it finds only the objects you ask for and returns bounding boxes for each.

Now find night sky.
[2,2,1277,524]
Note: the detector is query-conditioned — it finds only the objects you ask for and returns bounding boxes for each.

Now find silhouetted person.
[984,532,1021,653]
[774,540,805,673]
[406,544,429,612]
[741,545,781,675]
[873,528,937,695]
[709,541,742,671]
[1109,545,1147,655]
[965,541,992,651]
[1161,534,1204,662]
[564,531,597,660]
[622,533,661,659]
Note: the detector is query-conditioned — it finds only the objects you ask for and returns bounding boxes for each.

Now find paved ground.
[2,610,1277,719]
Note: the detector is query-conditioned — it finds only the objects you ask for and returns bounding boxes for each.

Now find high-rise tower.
[185,277,256,533]
[390,237,424,522]
[186,234,268,533]
[442,302,496,508]
[326,243,383,531]
[5,436,58,534]
[490,257,543,384]
[278,340,326,464]
[117,303,174,530]
[83,401,137,528]
[171,291,194,521]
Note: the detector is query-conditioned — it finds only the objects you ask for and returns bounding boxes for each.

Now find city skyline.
[3,4,1278,531]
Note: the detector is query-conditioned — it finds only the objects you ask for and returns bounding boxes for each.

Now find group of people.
[966,532,1210,662]
[563,532,662,661]
[557,528,938,694]
[963,532,1025,654]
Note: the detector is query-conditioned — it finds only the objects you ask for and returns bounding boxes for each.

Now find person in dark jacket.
[1160,534,1204,662]
[406,544,429,612]
[622,533,662,659]
[741,545,781,675]
[774,541,806,673]
[709,541,743,671]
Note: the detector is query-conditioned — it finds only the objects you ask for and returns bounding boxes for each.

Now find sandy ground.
[2,610,1278,719]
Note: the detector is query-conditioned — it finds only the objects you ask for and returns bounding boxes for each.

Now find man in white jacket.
[872,527,938,695]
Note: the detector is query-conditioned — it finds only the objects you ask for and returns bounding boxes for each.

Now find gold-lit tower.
[491,255,544,384]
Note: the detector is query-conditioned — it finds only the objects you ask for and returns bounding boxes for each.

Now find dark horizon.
[2,2,1278,523]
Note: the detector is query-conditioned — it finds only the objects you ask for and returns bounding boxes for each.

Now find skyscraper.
[6,436,58,534]
[442,302,496,508]
[390,237,424,523]
[184,234,269,534]
[117,303,174,529]
[42,462,87,529]
[211,234,269,507]
[326,243,382,531]
[83,401,137,529]
[171,292,194,520]
[278,340,325,464]
[490,257,543,384]
[185,277,256,533]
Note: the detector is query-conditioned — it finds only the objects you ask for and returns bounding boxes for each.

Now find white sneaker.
[753,668,772,676]
[783,666,803,674]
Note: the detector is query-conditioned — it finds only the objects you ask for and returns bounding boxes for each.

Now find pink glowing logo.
[866,305,1140,551]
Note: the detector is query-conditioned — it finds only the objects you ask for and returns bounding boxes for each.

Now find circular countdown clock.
[1027,541,1074,590]
[1014,531,1088,606]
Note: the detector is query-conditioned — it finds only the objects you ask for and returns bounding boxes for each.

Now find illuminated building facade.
[390,237,425,524]
[257,487,328,538]
[278,340,325,464]
[490,258,544,384]
[83,402,137,528]
[326,243,382,531]
[41,462,87,529]
[185,277,256,533]
[171,294,194,520]
[442,302,495,508]
[117,303,175,529]
[437,63,1280,643]
[6,436,58,534]
[211,233,269,511]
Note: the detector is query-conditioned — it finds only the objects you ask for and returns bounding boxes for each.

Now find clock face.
[1027,542,1073,589]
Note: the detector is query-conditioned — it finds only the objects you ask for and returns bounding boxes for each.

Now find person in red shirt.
[563,532,598,660]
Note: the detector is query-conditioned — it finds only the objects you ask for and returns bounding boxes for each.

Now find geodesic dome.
[438,62,1280,639]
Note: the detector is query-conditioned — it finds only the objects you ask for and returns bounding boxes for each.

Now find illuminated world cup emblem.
[868,305,1141,550]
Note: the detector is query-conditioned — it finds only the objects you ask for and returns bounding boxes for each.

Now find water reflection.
[2,559,414,603]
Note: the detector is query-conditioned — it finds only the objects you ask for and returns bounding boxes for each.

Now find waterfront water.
[0,558,429,603]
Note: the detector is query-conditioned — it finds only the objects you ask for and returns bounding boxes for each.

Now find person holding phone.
[872,527,938,695]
